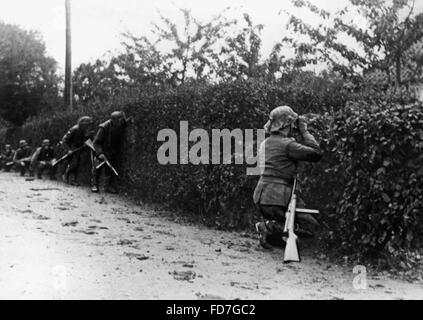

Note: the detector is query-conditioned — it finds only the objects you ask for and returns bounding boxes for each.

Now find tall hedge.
[300,102,423,264]
[1,79,422,263]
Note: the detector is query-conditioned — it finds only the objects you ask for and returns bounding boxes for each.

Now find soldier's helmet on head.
[42,139,50,147]
[19,140,28,148]
[77,116,93,131]
[111,111,125,127]
[5,144,11,150]
[264,106,299,134]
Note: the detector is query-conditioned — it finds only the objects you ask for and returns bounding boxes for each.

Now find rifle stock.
[84,139,96,152]
[104,158,118,176]
[96,160,119,176]
[52,144,86,167]
[87,139,119,176]
[283,179,300,263]
[96,158,118,176]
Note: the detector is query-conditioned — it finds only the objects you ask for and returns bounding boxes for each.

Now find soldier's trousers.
[15,160,32,176]
[36,161,56,179]
[91,155,118,188]
[4,161,13,172]
[0,158,13,171]
[64,152,82,181]
[257,204,287,235]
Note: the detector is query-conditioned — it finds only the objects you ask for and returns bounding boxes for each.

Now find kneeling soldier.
[13,140,33,177]
[31,139,56,180]
[0,144,15,171]
[253,106,323,249]
[91,111,130,194]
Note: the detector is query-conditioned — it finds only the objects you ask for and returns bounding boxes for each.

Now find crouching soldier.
[31,139,56,180]
[91,111,130,194]
[61,116,94,186]
[253,106,323,249]
[0,144,15,171]
[13,140,33,177]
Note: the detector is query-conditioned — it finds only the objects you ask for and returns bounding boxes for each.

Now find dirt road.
[0,172,422,300]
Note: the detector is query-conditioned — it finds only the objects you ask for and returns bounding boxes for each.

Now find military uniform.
[254,106,322,249]
[61,117,93,185]
[0,145,15,171]
[13,142,33,176]
[91,112,128,193]
[31,140,56,179]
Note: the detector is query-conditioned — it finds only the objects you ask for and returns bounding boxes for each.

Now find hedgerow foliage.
[301,102,423,263]
[1,78,422,264]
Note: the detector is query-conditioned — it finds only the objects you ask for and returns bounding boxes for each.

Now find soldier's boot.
[105,185,118,194]
[104,176,118,194]
[255,221,273,250]
[49,167,57,180]
[37,165,44,179]
[69,176,80,186]
[27,163,34,177]
[264,220,287,248]
[91,168,100,193]
[62,169,69,184]
[20,163,26,176]
[91,178,99,192]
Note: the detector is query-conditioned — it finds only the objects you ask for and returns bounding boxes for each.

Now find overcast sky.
[0,0,422,74]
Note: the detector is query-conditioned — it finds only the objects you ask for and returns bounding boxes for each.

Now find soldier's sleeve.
[93,127,105,155]
[24,148,33,161]
[287,132,323,162]
[62,128,74,150]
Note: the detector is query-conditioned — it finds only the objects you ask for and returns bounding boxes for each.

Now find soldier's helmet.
[111,111,125,125]
[19,140,28,147]
[264,106,299,134]
[5,144,11,149]
[78,116,93,127]
[111,111,125,120]
[42,139,50,147]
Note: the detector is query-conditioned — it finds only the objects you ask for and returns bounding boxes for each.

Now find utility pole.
[64,0,73,111]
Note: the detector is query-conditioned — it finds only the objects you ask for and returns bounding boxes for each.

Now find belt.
[261,176,294,185]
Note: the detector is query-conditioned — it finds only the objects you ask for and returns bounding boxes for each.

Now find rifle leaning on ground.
[52,139,94,167]
[283,179,300,263]
[84,139,119,177]
[283,179,320,263]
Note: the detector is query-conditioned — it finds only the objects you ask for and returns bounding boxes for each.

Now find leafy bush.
[1,79,422,265]
[302,102,423,263]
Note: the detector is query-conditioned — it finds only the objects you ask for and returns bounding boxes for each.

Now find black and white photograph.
[0,0,423,304]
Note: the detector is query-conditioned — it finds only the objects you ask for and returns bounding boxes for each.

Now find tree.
[121,7,235,86]
[216,14,265,80]
[0,22,59,126]
[73,58,123,104]
[280,0,423,88]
